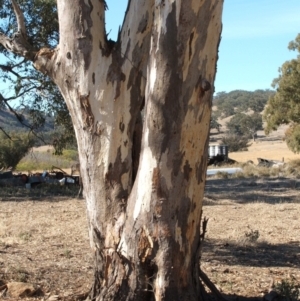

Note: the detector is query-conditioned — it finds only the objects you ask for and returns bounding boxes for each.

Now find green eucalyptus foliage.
[214,90,274,118]
[221,133,250,152]
[210,113,221,132]
[226,112,263,140]
[0,132,35,169]
[264,34,300,153]
[285,124,300,153]
[0,0,75,153]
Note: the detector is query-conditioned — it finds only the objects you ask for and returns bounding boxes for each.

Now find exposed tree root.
[199,269,228,301]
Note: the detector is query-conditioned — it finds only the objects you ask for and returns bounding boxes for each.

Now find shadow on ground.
[205,177,300,204]
[209,293,261,301]
[203,238,300,268]
[0,184,79,201]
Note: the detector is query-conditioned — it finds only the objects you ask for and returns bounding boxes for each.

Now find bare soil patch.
[0,177,299,300]
[32,146,54,153]
[0,195,93,300]
[202,177,300,299]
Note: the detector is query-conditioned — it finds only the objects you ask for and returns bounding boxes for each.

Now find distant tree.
[221,133,250,152]
[0,132,34,169]
[214,89,273,118]
[248,92,268,113]
[210,113,221,133]
[284,124,300,153]
[219,101,235,117]
[226,112,263,141]
[264,34,300,153]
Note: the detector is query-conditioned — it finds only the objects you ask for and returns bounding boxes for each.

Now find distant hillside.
[213,89,275,118]
[0,108,55,141]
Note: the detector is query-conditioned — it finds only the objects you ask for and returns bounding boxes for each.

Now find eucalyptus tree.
[227,112,263,141]
[0,1,223,300]
[264,34,300,153]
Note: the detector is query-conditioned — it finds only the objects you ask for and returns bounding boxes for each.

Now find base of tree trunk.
[86,215,227,301]
[86,268,227,301]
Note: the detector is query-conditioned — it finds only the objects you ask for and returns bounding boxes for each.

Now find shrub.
[61,149,78,161]
[274,279,300,301]
[244,228,260,243]
[0,132,35,169]
[284,159,300,178]
[221,134,251,152]
[215,171,230,179]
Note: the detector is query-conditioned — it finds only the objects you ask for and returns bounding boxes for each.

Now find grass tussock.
[274,279,300,301]
[284,159,300,178]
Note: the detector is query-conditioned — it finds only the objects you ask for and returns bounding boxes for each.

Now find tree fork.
[0,1,224,300]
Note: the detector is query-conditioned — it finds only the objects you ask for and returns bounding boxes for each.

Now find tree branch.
[0,94,47,144]
[0,126,12,139]
[199,269,228,301]
[0,63,21,78]
[11,0,27,38]
[0,1,36,60]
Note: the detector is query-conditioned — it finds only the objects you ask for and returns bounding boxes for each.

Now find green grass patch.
[16,148,78,172]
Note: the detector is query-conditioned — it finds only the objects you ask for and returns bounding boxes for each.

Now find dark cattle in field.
[208,154,236,166]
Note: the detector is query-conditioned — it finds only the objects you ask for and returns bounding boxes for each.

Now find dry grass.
[0,196,93,300]
[17,146,78,172]
[0,177,299,300]
[202,177,300,299]
[229,139,299,164]
[211,120,298,164]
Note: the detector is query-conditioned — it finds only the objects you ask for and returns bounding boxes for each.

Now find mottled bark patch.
[147,3,181,155]
[183,160,192,181]
[152,167,165,199]
[104,147,129,203]
[79,93,95,131]
[189,31,194,60]
[196,148,209,184]
[138,226,153,262]
[106,43,128,99]
[119,120,125,133]
[77,0,94,69]
[132,113,143,183]
[137,10,149,34]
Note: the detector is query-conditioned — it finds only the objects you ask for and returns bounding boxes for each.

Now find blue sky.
[105,0,300,94]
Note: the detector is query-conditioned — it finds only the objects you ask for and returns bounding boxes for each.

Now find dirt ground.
[202,177,300,300]
[0,176,299,300]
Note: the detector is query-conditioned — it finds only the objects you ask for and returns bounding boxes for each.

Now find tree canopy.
[264,34,300,153]
[0,131,34,169]
[226,112,263,141]
[214,89,274,118]
[0,0,74,152]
